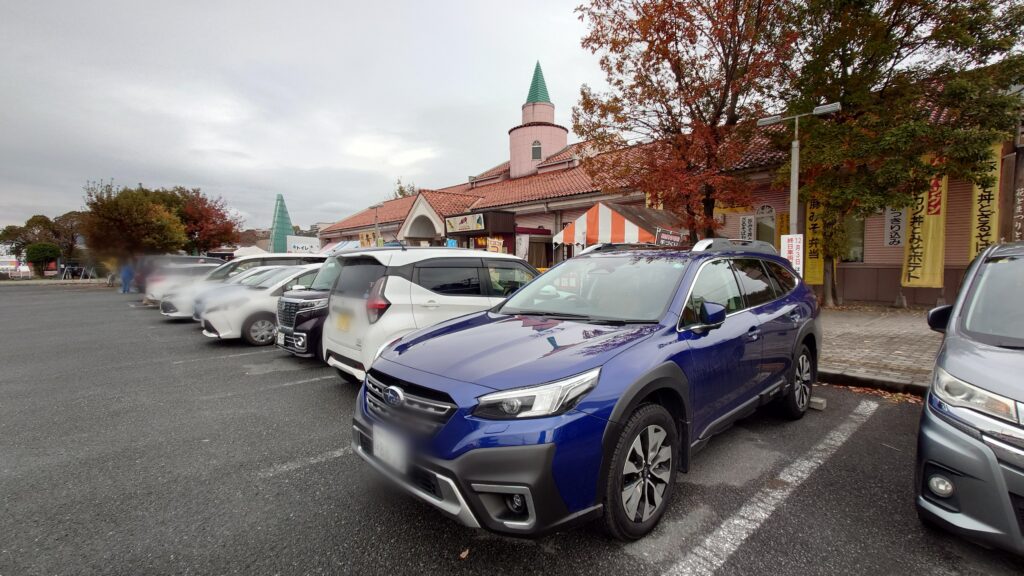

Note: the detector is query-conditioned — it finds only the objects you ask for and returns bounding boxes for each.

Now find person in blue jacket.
[119,261,134,294]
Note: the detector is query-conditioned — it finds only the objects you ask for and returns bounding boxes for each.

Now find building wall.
[509,125,568,178]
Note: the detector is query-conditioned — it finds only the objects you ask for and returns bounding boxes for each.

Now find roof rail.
[691,238,778,255]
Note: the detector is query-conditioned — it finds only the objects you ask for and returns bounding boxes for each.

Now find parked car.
[159,253,327,319]
[351,243,819,539]
[135,254,224,294]
[201,264,321,345]
[192,266,284,321]
[145,263,222,302]
[322,247,538,382]
[276,254,348,360]
[916,242,1024,556]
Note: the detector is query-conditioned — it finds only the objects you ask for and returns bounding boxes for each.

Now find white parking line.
[664,399,879,576]
[172,349,277,365]
[257,446,353,478]
[198,374,336,400]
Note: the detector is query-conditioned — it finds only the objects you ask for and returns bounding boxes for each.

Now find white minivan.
[321,247,538,381]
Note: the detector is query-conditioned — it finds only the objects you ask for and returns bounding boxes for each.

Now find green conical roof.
[269,194,293,253]
[525,61,551,104]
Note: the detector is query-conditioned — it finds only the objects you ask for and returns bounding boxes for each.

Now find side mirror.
[927,305,952,333]
[700,301,727,327]
[291,285,307,291]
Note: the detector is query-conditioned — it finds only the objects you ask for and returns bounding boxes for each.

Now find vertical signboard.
[486,237,504,253]
[902,162,947,288]
[781,234,804,277]
[739,215,755,240]
[884,207,905,247]
[775,212,790,250]
[969,144,1002,259]
[804,200,824,285]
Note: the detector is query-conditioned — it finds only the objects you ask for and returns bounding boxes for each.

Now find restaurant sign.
[781,234,804,277]
[804,200,824,285]
[901,160,947,288]
[969,144,1002,259]
[654,227,684,246]
[884,207,905,247]
[445,213,485,233]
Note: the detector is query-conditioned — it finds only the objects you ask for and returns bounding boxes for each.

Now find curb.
[819,365,929,396]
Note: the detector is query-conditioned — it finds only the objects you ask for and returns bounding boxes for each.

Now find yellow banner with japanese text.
[969,144,1002,259]
[804,201,824,285]
[902,163,947,288]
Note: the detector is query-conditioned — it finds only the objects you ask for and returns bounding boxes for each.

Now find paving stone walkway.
[819,305,943,393]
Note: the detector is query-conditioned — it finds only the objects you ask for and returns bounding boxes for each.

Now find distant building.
[319,61,1024,304]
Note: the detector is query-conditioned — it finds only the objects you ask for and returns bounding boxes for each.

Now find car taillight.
[366,277,390,324]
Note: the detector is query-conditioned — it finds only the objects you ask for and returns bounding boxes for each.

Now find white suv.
[321,247,537,381]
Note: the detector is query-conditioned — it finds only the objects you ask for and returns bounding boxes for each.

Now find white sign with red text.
[781,234,804,277]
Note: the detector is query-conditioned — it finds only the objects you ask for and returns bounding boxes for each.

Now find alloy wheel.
[250,319,276,344]
[620,424,672,523]
[795,353,812,410]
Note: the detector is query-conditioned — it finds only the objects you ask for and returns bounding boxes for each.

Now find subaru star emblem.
[383,386,405,407]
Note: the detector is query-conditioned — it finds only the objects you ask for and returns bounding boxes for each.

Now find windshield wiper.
[506,310,591,319]
[586,318,657,325]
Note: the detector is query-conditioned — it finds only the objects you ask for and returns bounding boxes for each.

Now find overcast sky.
[0,1,605,229]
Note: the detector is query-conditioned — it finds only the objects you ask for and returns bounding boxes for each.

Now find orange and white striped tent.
[552,202,686,247]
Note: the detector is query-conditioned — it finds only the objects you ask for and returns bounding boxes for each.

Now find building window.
[531,141,542,160]
[842,215,865,262]
[755,204,775,244]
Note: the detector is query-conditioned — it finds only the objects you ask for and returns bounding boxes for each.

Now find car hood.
[281,288,329,301]
[383,312,663,391]
[197,284,250,303]
[940,332,1024,402]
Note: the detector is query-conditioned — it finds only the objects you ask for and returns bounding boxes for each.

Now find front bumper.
[276,316,324,359]
[160,299,192,318]
[202,311,238,340]
[352,409,601,537]
[916,398,1024,555]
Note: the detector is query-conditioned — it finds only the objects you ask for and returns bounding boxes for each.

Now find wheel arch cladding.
[599,362,692,497]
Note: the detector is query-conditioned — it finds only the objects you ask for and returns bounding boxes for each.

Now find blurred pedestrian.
[120,261,134,294]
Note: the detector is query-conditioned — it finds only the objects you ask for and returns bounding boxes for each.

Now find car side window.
[294,270,318,288]
[682,260,743,326]
[731,259,777,308]
[764,260,797,295]
[416,267,484,296]
[227,260,259,277]
[485,262,536,297]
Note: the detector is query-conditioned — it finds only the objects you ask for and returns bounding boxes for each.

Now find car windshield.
[962,255,1024,348]
[251,267,302,289]
[498,254,688,323]
[309,257,342,291]
[234,267,279,286]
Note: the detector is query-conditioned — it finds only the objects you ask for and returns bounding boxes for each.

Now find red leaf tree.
[573,0,795,241]
[175,188,241,255]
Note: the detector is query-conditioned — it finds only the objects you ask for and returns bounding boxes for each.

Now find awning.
[552,202,686,246]
[233,245,267,257]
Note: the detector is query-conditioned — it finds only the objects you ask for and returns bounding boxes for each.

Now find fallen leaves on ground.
[459,548,470,560]
[818,382,923,404]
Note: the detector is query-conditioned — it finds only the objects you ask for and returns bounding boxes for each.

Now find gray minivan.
[917,242,1024,556]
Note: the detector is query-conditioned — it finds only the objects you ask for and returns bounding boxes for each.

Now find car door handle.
[422,300,440,309]
[745,327,760,342]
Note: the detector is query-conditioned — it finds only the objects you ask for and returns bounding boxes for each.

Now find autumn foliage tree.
[175,188,241,254]
[574,0,796,241]
[81,181,188,258]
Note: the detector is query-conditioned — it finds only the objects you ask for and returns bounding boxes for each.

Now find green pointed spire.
[525,61,551,104]
[269,194,293,253]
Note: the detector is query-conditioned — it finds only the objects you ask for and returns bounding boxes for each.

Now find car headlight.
[473,368,600,420]
[299,298,328,310]
[932,367,1018,424]
[207,298,247,313]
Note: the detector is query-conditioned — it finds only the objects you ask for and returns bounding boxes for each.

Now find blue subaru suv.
[352,240,821,539]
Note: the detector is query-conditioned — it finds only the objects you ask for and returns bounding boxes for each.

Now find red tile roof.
[537,141,589,167]
[474,161,509,180]
[421,189,485,216]
[471,164,600,209]
[319,195,416,234]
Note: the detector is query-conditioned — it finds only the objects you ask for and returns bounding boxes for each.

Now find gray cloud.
[0,0,605,229]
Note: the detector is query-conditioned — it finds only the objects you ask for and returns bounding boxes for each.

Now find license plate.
[335,313,351,332]
[276,332,285,346]
[372,425,408,474]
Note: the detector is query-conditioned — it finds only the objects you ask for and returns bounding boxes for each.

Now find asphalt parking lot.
[2,285,1022,575]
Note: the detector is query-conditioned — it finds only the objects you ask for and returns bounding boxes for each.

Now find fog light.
[294,334,306,349]
[505,493,527,514]
[928,475,955,498]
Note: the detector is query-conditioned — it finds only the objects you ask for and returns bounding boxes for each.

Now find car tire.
[603,403,678,541]
[242,313,277,346]
[780,343,814,420]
